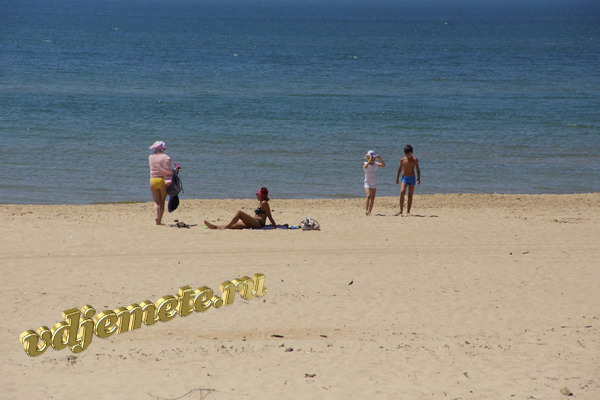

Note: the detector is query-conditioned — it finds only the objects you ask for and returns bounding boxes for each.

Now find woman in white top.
[363,150,385,216]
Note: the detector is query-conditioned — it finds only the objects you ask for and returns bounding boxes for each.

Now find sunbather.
[204,187,277,229]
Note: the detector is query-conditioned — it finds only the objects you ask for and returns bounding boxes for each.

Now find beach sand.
[1,194,599,399]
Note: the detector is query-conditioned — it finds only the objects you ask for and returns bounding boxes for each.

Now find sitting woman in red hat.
[204,187,277,229]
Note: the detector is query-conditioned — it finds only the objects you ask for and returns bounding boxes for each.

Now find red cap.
[257,187,269,198]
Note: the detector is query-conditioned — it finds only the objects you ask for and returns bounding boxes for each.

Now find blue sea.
[1,0,599,204]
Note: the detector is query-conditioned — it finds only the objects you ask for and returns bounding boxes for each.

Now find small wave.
[329,193,357,199]
[93,200,144,205]
[565,123,595,129]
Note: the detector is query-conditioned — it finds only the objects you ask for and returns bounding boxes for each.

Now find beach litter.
[169,220,197,229]
[148,388,216,400]
[299,216,320,231]
[560,387,574,396]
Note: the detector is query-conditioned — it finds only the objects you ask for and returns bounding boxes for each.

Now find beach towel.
[252,224,299,230]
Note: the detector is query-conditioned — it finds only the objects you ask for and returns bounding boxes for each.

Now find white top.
[363,162,380,188]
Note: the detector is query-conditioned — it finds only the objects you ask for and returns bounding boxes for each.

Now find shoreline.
[1,192,599,208]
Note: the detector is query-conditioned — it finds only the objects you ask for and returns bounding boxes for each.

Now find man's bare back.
[400,156,419,177]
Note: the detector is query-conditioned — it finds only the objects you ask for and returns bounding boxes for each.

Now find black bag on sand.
[168,195,180,213]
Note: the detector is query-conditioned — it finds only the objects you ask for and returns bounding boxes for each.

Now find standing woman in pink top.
[148,141,174,225]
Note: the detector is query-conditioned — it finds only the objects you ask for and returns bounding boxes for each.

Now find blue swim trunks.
[401,176,416,186]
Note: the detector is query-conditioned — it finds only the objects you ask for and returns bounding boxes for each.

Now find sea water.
[1,0,599,204]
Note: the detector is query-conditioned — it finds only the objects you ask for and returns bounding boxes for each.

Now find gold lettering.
[50,308,83,351]
[252,273,267,297]
[193,287,213,312]
[113,307,132,334]
[81,305,96,318]
[176,286,194,317]
[18,275,266,356]
[123,304,144,330]
[69,305,95,353]
[62,308,82,349]
[219,281,236,305]
[140,301,158,326]
[93,311,118,338]
[156,295,178,322]
[233,276,255,300]
[211,295,224,308]
[51,320,69,350]
[19,326,52,357]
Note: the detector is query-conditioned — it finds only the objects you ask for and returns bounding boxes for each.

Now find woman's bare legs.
[204,220,219,229]
[150,183,168,225]
[364,187,376,215]
[205,210,263,230]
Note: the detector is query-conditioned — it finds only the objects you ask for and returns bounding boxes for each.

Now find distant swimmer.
[395,144,420,216]
[363,150,385,216]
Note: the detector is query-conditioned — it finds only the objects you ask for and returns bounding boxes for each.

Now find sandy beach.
[1,193,599,400]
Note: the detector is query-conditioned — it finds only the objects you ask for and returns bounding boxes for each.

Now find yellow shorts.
[149,177,165,190]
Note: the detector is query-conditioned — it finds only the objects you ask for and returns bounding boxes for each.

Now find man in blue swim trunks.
[395,144,421,216]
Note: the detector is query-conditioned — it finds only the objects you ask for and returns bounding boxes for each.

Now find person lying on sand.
[204,187,277,229]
